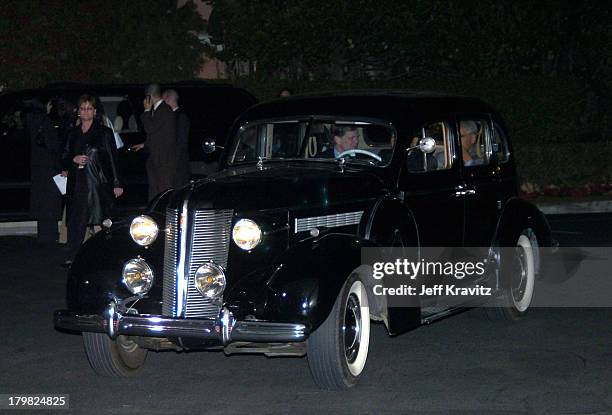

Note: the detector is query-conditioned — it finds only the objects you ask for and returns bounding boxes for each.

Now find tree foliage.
[0,0,207,89]
[207,0,611,83]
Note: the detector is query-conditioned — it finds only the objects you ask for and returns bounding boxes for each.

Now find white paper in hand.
[53,174,67,195]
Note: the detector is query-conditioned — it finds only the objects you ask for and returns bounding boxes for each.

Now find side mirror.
[202,139,223,154]
[418,137,436,154]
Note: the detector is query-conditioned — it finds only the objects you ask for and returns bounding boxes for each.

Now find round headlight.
[232,219,262,250]
[130,215,159,246]
[122,258,154,295]
[194,263,226,299]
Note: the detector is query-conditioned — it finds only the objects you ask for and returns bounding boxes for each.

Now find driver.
[323,125,359,157]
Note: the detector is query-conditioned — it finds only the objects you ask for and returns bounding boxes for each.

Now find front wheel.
[82,332,147,377]
[307,274,371,389]
[485,229,537,321]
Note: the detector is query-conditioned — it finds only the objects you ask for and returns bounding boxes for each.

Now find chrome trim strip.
[105,302,117,338]
[220,307,235,345]
[295,211,364,233]
[162,208,179,316]
[176,199,190,317]
[231,321,307,342]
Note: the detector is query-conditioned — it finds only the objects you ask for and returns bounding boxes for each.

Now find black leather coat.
[63,122,122,224]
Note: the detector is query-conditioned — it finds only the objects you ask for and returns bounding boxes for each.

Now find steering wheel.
[335,149,382,162]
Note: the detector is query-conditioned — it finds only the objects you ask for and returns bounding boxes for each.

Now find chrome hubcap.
[343,293,361,364]
[117,336,139,353]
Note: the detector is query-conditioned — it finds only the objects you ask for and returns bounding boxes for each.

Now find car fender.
[66,224,165,315]
[496,197,552,248]
[260,233,376,332]
[363,195,419,247]
[495,197,554,286]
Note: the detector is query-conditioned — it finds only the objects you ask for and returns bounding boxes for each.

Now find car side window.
[458,118,490,167]
[407,121,452,173]
[99,96,138,133]
[492,123,509,163]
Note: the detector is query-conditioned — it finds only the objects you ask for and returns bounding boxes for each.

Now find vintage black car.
[54,91,553,389]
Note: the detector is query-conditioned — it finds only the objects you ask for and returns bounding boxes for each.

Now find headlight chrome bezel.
[232,218,262,251]
[194,262,227,299]
[130,215,159,246]
[122,258,154,295]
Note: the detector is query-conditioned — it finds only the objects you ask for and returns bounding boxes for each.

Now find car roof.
[240,90,497,124]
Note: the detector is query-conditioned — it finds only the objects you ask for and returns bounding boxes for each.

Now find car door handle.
[454,185,476,197]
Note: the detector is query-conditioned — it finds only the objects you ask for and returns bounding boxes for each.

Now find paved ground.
[537,199,612,215]
[0,214,610,414]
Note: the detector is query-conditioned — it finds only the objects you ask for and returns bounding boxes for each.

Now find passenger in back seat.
[460,121,483,166]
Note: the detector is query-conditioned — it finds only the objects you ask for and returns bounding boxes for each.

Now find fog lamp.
[194,262,226,299]
[122,258,154,295]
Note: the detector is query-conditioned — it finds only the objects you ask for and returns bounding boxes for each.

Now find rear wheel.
[484,229,536,321]
[83,332,147,377]
[307,274,371,389]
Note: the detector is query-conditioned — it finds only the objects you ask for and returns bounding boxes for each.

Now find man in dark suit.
[26,97,63,245]
[133,84,176,201]
[162,89,191,188]
[321,125,359,158]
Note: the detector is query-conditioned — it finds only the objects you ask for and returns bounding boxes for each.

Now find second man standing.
[134,84,176,201]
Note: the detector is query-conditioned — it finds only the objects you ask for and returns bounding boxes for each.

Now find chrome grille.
[295,211,363,233]
[162,208,179,316]
[184,209,234,318]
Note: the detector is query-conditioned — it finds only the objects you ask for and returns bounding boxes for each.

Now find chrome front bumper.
[54,302,307,345]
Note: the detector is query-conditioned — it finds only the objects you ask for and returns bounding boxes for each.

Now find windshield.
[228,118,396,166]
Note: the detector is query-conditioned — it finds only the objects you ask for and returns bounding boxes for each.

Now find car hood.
[177,162,388,211]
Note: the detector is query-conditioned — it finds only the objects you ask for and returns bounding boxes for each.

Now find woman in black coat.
[62,94,123,265]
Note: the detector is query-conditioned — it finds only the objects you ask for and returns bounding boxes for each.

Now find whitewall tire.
[307,274,371,389]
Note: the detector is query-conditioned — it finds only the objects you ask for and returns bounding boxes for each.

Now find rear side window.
[458,118,490,167]
[492,123,509,163]
[407,121,453,173]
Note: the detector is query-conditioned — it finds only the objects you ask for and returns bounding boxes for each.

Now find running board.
[421,295,496,324]
[421,306,464,324]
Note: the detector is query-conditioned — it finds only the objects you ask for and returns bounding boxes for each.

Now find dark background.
[1,1,610,188]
